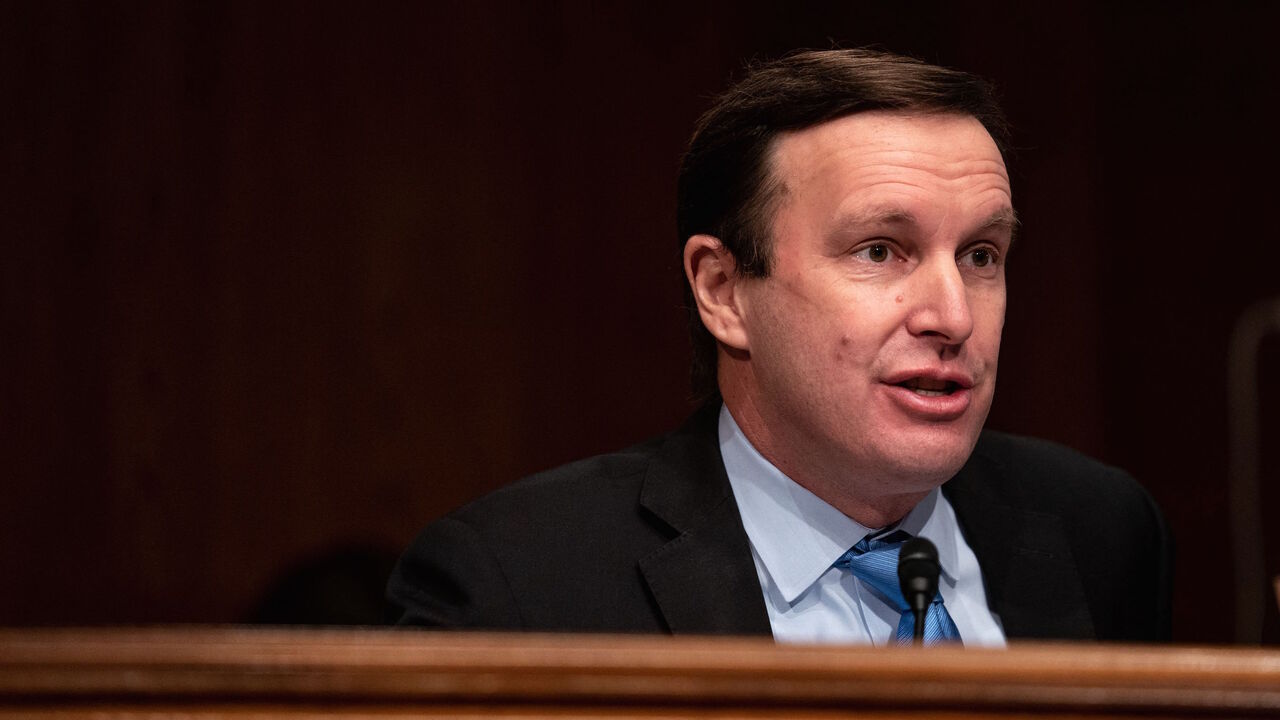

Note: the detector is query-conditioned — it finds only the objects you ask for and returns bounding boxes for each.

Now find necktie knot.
[835,531,961,645]
[852,528,912,556]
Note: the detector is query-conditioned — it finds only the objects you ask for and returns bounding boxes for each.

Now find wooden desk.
[1,627,1277,718]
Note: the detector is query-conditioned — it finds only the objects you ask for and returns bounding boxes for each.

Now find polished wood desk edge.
[0,628,1277,715]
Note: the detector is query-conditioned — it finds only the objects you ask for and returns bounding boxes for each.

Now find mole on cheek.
[895,295,904,304]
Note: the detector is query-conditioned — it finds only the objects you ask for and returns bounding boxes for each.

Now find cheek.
[834,291,911,357]
[829,318,893,368]
[970,287,1006,345]
[834,334,852,362]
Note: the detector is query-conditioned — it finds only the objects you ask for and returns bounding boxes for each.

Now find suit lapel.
[636,404,772,636]
[944,450,1096,640]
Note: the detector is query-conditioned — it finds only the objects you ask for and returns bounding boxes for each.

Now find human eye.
[850,241,899,264]
[957,244,1002,277]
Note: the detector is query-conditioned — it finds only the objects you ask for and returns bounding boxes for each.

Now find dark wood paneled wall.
[3,2,1278,642]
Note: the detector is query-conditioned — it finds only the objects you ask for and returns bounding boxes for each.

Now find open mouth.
[894,378,962,397]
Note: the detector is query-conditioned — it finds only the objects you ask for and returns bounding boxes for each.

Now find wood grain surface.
[1,628,1277,718]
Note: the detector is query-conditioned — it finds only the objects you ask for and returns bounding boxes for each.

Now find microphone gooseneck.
[897,536,941,645]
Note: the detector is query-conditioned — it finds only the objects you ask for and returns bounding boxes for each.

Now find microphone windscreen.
[898,536,941,603]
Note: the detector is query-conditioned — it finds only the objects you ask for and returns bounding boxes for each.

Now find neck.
[719,369,932,529]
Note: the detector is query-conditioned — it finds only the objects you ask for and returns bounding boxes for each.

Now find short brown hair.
[677,49,1012,399]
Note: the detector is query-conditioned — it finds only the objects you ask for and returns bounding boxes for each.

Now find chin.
[877,428,980,485]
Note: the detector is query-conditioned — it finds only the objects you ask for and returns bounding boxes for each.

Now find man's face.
[732,111,1013,497]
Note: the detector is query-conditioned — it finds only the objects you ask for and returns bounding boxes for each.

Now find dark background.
[3,2,1278,643]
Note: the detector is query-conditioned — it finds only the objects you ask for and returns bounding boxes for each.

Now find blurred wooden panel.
[1,628,1279,718]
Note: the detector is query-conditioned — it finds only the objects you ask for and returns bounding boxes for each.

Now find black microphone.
[897,536,941,645]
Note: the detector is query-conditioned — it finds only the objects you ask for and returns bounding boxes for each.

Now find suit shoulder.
[972,430,1132,484]
[451,433,666,525]
[389,429,682,630]
[965,430,1153,515]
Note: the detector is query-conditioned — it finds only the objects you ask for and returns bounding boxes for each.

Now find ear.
[683,234,750,351]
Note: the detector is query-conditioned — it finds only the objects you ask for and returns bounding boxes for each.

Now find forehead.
[768,111,1012,227]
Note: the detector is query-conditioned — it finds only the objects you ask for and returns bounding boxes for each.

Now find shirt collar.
[718,405,958,605]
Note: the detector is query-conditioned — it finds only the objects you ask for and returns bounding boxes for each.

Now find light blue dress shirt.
[718,405,1006,647]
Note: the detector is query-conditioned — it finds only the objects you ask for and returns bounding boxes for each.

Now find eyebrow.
[834,205,1020,242]
[979,207,1021,242]
[836,206,917,230]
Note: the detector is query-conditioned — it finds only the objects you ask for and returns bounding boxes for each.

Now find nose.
[904,256,973,347]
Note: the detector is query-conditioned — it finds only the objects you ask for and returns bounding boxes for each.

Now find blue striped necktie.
[834,530,962,645]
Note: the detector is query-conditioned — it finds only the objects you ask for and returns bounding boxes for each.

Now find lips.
[896,376,961,396]
[882,369,975,392]
[880,370,976,420]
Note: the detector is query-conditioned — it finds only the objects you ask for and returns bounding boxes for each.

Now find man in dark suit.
[388,49,1172,643]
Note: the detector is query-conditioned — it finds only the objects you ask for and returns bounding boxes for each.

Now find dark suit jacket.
[388,404,1172,641]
